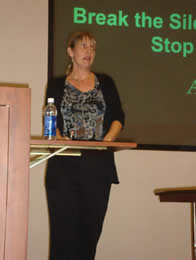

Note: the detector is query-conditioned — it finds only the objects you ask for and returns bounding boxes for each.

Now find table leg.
[191,202,196,260]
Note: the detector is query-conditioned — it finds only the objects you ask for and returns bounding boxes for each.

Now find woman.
[45,32,124,260]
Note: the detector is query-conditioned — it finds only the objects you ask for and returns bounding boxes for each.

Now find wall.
[0,1,195,260]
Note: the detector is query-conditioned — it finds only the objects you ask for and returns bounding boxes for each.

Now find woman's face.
[68,37,96,70]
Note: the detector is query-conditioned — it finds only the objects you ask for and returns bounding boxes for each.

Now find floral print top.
[60,77,106,140]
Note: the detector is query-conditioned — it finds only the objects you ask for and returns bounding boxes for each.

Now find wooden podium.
[0,84,136,260]
[0,84,31,260]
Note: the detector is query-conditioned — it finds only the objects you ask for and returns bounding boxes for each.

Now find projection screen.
[48,0,196,149]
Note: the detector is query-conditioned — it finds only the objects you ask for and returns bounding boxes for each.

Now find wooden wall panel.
[0,85,31,260]
[0,106,9,259]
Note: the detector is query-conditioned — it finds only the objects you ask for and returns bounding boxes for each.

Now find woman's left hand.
[103,120,123,142]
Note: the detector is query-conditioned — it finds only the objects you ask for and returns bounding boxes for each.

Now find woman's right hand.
[56,128,70,140]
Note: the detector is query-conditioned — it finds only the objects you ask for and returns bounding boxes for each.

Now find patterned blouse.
[60,77,106,140]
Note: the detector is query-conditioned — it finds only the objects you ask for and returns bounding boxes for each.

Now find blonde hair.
[65,32,96,75]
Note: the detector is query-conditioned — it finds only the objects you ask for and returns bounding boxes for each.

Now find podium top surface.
[31,137,137,150]
[155,187,196,194]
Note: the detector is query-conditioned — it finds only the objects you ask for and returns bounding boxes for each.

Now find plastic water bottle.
[44,97,57,140]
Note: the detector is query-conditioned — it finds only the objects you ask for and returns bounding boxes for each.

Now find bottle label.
[44,115,57,137]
